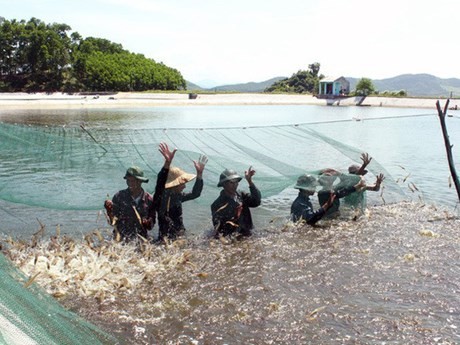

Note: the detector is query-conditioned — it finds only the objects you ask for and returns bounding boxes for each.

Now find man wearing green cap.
[211,166,261,237]
[105,142,176,241]
[291,174,336,225]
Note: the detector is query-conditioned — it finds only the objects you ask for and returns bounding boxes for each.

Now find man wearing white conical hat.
[157,154,208,241]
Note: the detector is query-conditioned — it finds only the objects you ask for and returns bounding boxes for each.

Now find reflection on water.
[4,202,459,344]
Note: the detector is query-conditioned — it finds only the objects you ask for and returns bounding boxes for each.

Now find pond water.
[0,104,458,237]
[1,104,459,344]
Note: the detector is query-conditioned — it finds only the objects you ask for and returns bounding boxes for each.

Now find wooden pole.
[436,99,460,202]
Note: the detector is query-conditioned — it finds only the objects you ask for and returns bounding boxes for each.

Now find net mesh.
[0,120,408,343]
[0,253,118,344]
[0,122,405,211]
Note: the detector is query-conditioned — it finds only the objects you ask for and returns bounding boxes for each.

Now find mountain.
[187,77,286,93]
[186,80,204,91]
[188,74,460,97]
[347,74,460,97]
[210,77,286,92]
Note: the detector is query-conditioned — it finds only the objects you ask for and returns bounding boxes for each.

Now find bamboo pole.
[436,99,460,202]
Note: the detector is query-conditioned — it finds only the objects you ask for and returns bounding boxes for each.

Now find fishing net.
[0,119,409,343]
[0,121,405,211]
[0,252,117,344]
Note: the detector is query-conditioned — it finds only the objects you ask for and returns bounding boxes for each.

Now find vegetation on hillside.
[0,17,186,92]
[265,63,322,94]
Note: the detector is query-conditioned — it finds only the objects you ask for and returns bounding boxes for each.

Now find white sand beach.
[0,92,456,110]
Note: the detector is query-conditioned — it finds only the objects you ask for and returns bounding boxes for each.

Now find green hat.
[217,169,242,187]
[124,166,149,183]
[294,174,318,192]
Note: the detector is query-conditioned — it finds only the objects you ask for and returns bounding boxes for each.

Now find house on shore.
[318,76,350,98]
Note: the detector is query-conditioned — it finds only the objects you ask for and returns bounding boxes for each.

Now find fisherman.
[317,169,366,218]
[347,152,385,190]
[211,166,261,237]
[291,174,336,224]
[344,152,385,210]
[348,152,372,176]
[157,154,208,241]
[104,142,176,242]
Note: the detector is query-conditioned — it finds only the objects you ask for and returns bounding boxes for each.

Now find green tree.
[355,78,376,96]
[265,63,322,94]
[79,51,185,91]
[0,17,186,92]
[0,18,72,91]
[0,19,25,90]
[66,33,186,91]
[308,62,320,78]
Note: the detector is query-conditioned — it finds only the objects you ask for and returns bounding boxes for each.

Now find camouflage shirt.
[112,167,168,241]
[211,184,261,237]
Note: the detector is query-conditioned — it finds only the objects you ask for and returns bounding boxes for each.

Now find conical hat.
[165,166,196,189]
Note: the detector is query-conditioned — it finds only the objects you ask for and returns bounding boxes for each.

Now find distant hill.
[186,80,204,91]
[187,77,286,93]
[347,74,460,97]
[210,77,286,92]
[188,74,460,97]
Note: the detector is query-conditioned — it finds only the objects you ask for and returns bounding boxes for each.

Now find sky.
[1,0,459,87]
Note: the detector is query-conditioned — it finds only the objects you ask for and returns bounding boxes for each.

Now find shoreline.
[0,92,456,110]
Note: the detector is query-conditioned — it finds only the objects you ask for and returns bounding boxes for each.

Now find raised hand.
[159,142,177,168]
[245,166,256,185]
[360,152,372,168]
[193,154,208,178]
[375,173,385,186]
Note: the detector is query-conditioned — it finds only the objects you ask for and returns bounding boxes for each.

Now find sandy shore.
[0,92,456,110]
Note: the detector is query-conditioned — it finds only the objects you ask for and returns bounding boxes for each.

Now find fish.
[24,272,41,288]
[403,173,411,183]
[215,203,229,213]
[307,306,326,320]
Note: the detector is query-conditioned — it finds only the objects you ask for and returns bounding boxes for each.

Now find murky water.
[5,202,458,344]
[1,105,460,344]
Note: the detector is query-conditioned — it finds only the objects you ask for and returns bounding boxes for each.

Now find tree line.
[0,17,186,93]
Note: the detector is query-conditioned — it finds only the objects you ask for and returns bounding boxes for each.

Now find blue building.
[318,76,350,97]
